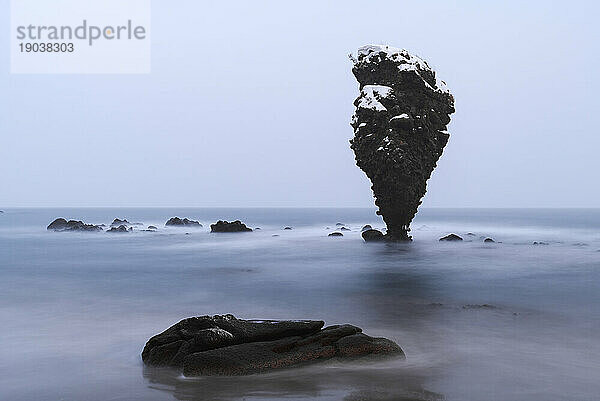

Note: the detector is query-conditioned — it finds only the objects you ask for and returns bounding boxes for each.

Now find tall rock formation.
[350,45,455,241]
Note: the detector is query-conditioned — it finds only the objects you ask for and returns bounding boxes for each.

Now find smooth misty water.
[0,208,599,401]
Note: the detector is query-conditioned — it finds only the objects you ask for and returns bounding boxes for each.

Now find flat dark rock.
[47,218,103,232]
[362,229,385,242]
[439,233,463,241]
[142,314,403,376]
[329,232,343,237]
[165,217,202,227]
[210,220,252,233]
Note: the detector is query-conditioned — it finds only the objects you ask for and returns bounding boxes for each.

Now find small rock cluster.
[107,225,131,233]
[165,217,202,227]
[210,220,252,233]
[47,218,102,232]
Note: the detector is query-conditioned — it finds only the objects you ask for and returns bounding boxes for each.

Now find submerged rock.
[462,304,497,310]
[165,217,202,227]
[107,225,130,233]
[111,218,143,227]
[329,232,343,237]
[439,233,463,241]
[142,314,403,376]
[340,227,351,231]
[362,229,385,242]
[111,218,130,227]
[361,224,372,232]
[283,227,293,230]
[47,218,103,232]
[147,226,158,230]
[350,45,455,241]
[210,220,252,233]
[484,237,495,243]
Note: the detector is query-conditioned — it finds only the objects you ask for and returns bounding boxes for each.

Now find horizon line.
[2,206,600,210]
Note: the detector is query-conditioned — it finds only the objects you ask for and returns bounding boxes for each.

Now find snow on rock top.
[390,114,410,120]
[357,45,429,71]
[353,44,450,95]
[357,84,393,111]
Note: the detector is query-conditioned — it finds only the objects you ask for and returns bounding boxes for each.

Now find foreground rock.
[142,314,403,376]
[361,225,372,232]
[210,220,252,232]
[362,229,385,242]
[439,233,462,241]
[47,218,102,232]
[165,217,202,227]
[350,45,455,241]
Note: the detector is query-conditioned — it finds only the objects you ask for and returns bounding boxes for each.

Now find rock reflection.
[143,360,443,401]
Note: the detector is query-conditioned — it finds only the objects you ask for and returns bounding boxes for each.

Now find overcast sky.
[1,0,598,207]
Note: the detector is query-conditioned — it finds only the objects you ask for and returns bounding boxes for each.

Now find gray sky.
[1,0,599,208]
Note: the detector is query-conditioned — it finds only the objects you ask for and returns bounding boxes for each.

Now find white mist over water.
[0,208,599,401]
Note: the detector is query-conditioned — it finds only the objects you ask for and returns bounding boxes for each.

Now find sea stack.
[350,45,455,241]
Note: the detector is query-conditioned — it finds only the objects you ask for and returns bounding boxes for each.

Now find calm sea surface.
[0,208,599,401]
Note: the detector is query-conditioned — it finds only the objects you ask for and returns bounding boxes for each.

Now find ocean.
[0,208,599,401]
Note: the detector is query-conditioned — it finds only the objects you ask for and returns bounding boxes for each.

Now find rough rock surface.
[210,220,252,233]
[362,229,385,242]
[142,314,403,376]
[439,233,462,241]
[350,45,455,241]
[47,218,102,232]
[361,225,373,232]
[165,217,202,227]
